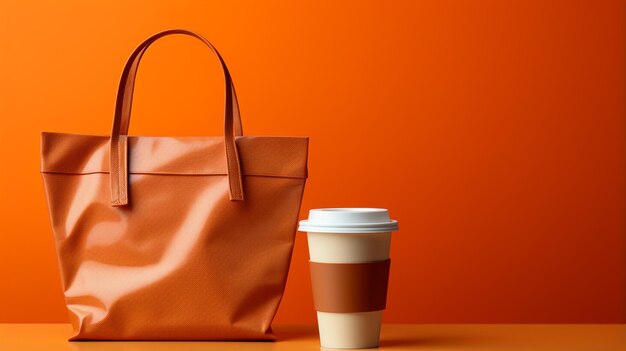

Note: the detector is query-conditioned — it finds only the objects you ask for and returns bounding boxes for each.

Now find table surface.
[0,324,624,351]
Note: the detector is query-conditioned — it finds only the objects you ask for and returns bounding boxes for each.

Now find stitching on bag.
[40,171,307,179]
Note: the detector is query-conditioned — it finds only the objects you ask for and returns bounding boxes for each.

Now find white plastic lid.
[298,208,399,233]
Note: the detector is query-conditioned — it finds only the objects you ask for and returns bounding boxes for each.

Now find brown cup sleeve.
[309,259,391,313]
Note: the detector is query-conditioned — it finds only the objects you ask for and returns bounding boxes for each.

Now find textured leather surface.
[40,29,308,340]
[309,260,390,313]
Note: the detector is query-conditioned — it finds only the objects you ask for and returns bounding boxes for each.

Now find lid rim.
[298,220,399,233]
[298,220,398,227]
[299,228,398,233]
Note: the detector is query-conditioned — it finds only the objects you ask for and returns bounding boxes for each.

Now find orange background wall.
[1,1,624,323]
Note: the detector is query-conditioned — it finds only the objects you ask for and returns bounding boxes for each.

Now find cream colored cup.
[299,208,398,349]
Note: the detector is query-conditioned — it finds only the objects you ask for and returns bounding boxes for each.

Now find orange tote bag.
[40,29,308,340]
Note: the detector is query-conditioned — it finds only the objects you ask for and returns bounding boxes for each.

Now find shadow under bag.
[40,29,308,340]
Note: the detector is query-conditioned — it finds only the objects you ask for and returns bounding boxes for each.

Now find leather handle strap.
[309,259,391,313]
[110,29,244,206]
[116,32,243,137]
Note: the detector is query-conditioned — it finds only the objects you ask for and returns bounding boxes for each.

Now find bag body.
[40,29,308,340]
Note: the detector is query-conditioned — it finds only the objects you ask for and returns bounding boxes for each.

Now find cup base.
[317,310,382,349]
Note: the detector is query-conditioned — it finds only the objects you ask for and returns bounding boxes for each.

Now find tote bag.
[40,29,308,340]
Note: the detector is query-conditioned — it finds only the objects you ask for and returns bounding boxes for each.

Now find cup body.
[307,231,391,348]
[300,208,397,349]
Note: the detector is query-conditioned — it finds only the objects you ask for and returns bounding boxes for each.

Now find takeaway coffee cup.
[298,208,398,349]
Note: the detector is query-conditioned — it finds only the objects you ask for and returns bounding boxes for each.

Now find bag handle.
[110,29,245,206]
